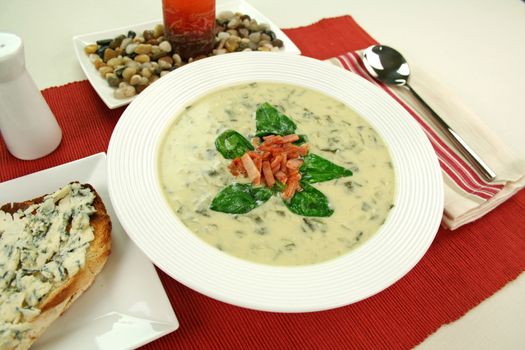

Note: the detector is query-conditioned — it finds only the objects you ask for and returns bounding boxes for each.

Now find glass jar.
[162,0,216,61]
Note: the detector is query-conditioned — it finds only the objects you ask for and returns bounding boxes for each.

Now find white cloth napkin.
[327,51,525,229]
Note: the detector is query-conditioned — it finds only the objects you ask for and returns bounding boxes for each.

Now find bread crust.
[0,183,112,350]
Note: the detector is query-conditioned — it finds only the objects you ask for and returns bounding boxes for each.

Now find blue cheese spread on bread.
[0,183,97,349]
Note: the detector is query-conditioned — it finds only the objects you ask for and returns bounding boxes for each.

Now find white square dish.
[73,0,301,109]
[0,153,179,350]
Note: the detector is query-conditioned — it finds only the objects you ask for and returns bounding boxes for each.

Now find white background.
[1,0,524,348]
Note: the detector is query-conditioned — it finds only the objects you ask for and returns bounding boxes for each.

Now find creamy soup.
[158,83,395,266]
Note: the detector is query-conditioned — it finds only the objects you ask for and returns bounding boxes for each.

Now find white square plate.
[0,153,179,350]
[73,0,301,109]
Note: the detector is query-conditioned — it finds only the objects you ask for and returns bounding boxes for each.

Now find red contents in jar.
[162,0,216,60]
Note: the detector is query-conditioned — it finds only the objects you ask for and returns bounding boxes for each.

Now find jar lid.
[0,32,25,81]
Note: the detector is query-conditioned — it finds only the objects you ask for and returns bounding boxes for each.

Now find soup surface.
[158,83,395,265]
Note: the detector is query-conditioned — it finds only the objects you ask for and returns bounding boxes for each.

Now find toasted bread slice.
[0,183,111,350]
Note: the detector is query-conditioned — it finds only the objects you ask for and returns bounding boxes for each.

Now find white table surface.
[1,0,524,348]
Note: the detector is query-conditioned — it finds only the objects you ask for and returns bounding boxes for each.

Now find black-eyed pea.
[107,57,123,68]
[125,60,140,70]
[150,75,160,84]
[114,85,136,99]
[120,37,133,50]
[248,19,259,31]
[239,38,250,50]
[134,44,152,55]
[98,66,113,78]
[238,28,249,38]
[158,56,173,70]
[141,62,152,70]
[130,74,148,85]
[84,44,98,54]
[153,24,164,38]
[217,32,230,41]
[122,67,137,81]
[227,17,240,29]
[226,29,238,37]
[249,32,261,43]
[151,45,162,56]
[134,54,150,63]
[260,33,271,42]
[106,73,120,87]
[143,30,154,41]
[103,48,118,62]
[271,39,284,48]
[94,60,105,70]
[141,67,152,79]
[129,74,139,85]
[213,48,227,55]
[172,53,182,66]
[125,43,138,55]
[217,10,234,22]
[135,84,148,93]
[258,23,270,31]
[159,40,172,53]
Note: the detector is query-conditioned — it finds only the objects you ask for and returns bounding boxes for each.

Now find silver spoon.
[362,45,496,182]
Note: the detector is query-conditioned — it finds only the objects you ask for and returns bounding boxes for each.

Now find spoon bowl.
[363,45,411,85]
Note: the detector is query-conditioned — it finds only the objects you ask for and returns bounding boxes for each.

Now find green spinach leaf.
[215,130,254,159]
[294,134,308,145]
[210,183,272,214]
[283,182,334,217]
[300,153,353,183]
[255,103,297,136]
[271,181,286,193]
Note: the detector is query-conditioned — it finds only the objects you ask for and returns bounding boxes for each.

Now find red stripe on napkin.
[1,15,524,350]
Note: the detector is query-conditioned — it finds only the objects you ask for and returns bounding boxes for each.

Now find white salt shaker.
[0,32,62,160]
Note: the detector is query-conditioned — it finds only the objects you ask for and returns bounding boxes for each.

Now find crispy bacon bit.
[280,153,288,172]
[281,134,300,143]
[282,178,300,200]
[274,170,288,183]
[241,153,260,184]
[228,157,246,176]
[228,133,306,199]
[270,155,282,169]
[286,159,304,170]
[262,161,276,188]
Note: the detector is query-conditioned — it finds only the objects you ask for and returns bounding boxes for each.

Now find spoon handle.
[405,84,497,182]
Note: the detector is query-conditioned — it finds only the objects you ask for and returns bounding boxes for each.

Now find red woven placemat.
[1,16,524,349]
